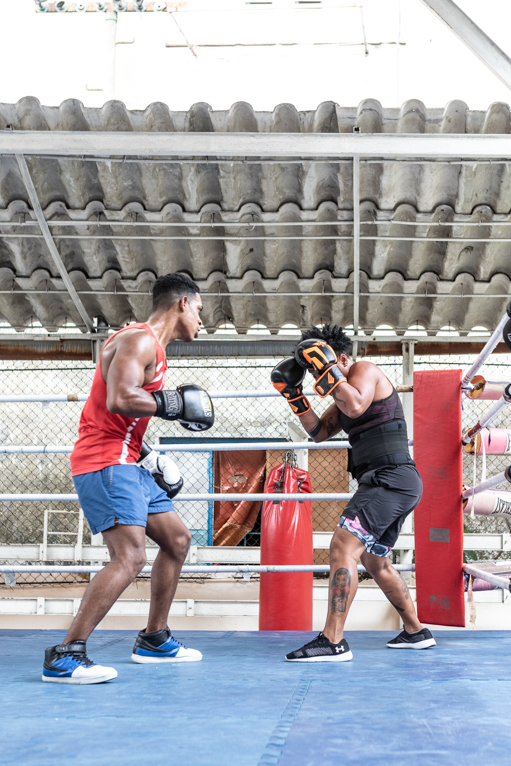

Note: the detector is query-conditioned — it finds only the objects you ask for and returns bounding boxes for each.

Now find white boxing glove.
[138,442,183,499]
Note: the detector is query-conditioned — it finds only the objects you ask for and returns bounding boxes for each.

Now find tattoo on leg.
[401,579,410,600]
[384,590,405,613]
[330,568,351,614]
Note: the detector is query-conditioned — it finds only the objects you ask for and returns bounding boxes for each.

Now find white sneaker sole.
[131,652,202,664]
[386,638,436,649]
[286,650,353,663]
[42,669,118,684]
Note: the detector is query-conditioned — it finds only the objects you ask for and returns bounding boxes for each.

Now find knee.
[164,528,191,561]
[120,548,147,577]
[176,528,192,559]
[329,530,346,560]
[365,558,390,580]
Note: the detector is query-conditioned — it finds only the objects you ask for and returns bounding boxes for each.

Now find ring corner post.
[413,370,465,627]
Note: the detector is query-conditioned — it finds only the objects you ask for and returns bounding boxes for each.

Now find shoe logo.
[335,647,344,653]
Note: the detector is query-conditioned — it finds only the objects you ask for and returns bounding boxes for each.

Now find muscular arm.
[102,330,159,418]
[298,403,344,443]
[297,362,391,442]
[330,362,383,419]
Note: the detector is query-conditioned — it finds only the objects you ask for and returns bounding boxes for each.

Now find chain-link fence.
[0,351,509,586]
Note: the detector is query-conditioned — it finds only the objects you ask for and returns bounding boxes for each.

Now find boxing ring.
[1,365,510,766]
[3,127,511,766]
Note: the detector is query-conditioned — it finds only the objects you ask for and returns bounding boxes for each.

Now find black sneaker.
[42,640,118,684]
[285,632,353,663]
[386,628,436,649]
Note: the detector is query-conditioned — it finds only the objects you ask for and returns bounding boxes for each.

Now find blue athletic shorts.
[73,464,175,536]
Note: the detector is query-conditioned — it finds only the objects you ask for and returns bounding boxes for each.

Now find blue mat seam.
[257,677,311,766]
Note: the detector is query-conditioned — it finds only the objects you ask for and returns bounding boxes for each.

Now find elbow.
[107,396,130,416]
[346,404,365,419]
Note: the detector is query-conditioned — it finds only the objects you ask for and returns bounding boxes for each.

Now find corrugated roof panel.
[1,97,511,333]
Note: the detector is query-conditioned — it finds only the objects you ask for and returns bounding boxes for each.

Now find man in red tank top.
[43,274,215,685]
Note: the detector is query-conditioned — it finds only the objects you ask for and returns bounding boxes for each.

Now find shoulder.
[349,360,379,377]
[107,328,156,358]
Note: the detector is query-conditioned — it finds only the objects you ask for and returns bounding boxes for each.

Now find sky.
[0,0,511,113]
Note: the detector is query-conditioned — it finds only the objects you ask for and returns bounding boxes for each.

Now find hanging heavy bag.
[259,456,314,631]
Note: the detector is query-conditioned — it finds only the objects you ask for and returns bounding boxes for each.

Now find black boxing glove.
[138,440,184,499]
[151,389,183,421]
[271,358,311,416]
[152,385,214,431]
[177,384,214,431]
[294,339,347,398]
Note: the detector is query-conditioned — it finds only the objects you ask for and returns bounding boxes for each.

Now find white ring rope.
[461,310,510,387]
[0,385,413,404]
[0,441,413,453]
[0,564,414,574]
[0,492,354,502]
[463,563,511,592]
[462,466,511,498]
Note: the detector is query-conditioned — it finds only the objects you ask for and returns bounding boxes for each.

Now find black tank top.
[337,387,404,441]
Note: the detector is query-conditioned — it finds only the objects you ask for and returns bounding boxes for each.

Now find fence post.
[399,341,415,581]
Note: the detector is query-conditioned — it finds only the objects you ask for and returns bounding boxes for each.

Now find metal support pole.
[353,155,360,359]
[420,0,511,91]
[15,154,94,332]
[463,563,511,591]
[462,466,511,498]
[399,340,415,577]
[401,341,415,437]
[462,391,511,444]
[105,10,118,101]
[287,419,309,471]
[461,310,510,387]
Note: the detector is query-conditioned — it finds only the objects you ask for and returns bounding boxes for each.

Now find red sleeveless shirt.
[70,323,167,476]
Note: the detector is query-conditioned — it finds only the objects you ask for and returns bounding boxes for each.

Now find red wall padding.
[259,463,313,631]
[414,370,465,627]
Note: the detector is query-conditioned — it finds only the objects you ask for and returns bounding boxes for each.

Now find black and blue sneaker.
[42,640,118,684]
[131,627,202,663]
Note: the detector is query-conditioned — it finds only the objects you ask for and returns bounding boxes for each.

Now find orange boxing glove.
[294,339,347,398]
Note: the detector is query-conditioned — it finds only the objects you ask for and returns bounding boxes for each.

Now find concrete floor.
[1,629,510,766]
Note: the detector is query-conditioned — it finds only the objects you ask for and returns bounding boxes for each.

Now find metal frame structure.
[2,131,511,343]
[3,132,511,156]
[420,0,511,91]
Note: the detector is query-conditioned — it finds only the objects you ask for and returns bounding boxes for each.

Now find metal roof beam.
[1,132,511,159]
[419,0,511,91]
[0,336,507,359]
[15,154,94,333]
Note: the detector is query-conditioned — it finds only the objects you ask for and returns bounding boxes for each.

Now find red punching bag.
[259,458,314,631]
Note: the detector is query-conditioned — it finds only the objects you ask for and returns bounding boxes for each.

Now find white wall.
[1,0,511,111]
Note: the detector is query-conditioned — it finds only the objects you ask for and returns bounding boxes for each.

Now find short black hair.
[152,273,200,311]
[299,324,353,357]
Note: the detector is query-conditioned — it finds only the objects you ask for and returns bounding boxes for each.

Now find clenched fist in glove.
[138,441,184,499]
[294,339,347,398]
[152,384,214,432]
[271,357,311,416]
